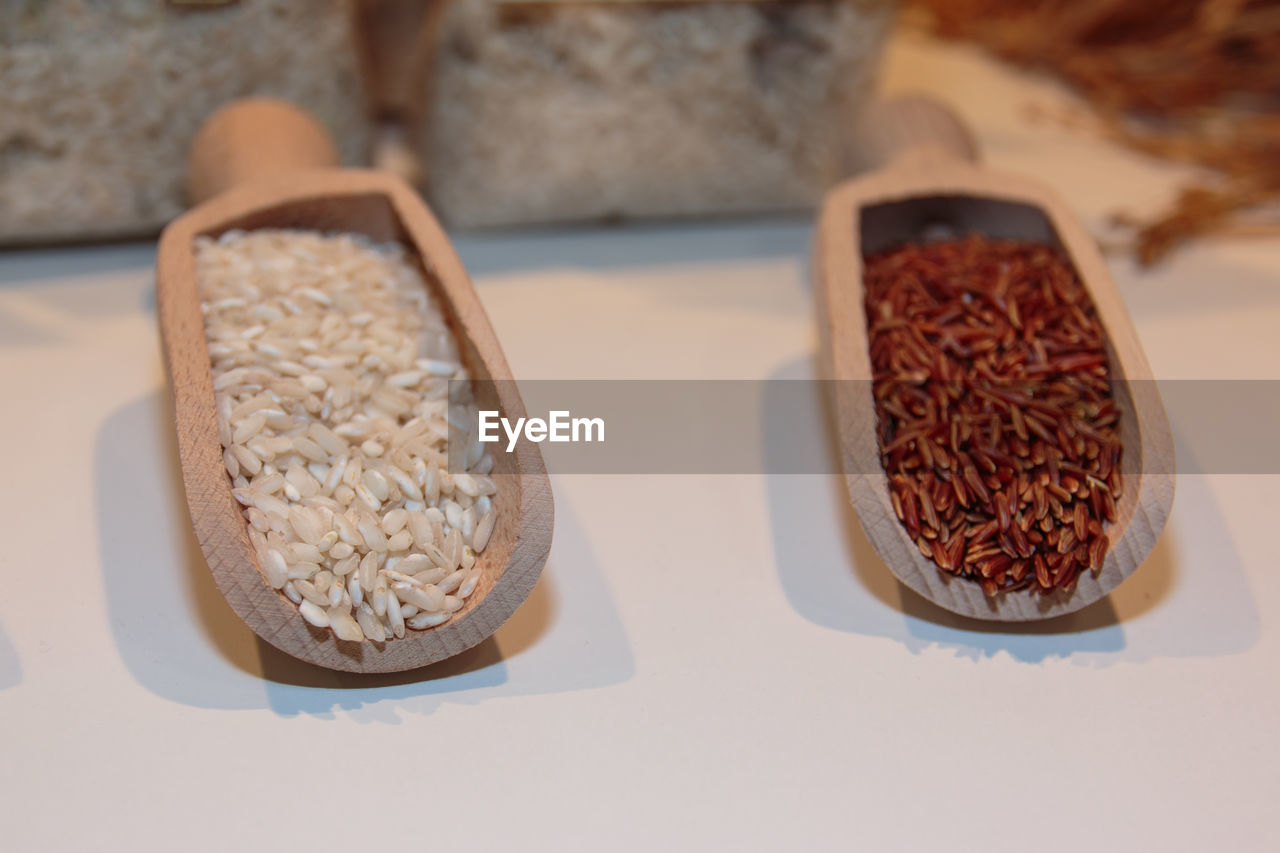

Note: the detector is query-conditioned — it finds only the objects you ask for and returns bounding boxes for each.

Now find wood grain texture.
[185,99,342,206]
[350,0,447,124]
[815,99,1174,621]
[157,169,553,671]
[852,94,980,171]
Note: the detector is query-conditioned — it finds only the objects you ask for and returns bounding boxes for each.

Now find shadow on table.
[96,389,633,720]
[0,243,157,348]
[762,355,1259,664]
[452,216,811,278]
[0,620,20,691]
[0,242,153,290]
[1110,241,1280,325]
[454,218,818,346]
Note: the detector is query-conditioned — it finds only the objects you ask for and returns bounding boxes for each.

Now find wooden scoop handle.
[186,98,340,205]
[854,94,980,171]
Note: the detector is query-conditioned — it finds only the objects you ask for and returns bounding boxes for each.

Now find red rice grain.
[864,235,1121,596]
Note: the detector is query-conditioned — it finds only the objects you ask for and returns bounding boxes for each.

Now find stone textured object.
[0,0,369,244]
[0,0,895,242]
[420,0,896,227]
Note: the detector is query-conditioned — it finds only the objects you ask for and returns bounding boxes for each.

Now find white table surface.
[2,32,1278,852]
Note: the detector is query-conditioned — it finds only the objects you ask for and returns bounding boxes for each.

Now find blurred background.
[2,8,1279,849]
[1,0,1276,262]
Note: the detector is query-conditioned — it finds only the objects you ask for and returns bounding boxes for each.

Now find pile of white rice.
[195,228,496,642]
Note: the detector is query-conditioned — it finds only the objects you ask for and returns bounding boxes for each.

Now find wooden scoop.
[156,98,553,672]
[815,95,1174,621]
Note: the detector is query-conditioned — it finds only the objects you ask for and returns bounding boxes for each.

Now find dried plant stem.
[910,0,1280,263]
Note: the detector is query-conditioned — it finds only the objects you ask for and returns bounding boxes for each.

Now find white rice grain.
[299,600,330,628]
[407,610,451,629]
[262,548,289,589]
[356,603,386,641]
[438,569,466,595]
[358,515,389,551]
[473,509,495,553]
[197,229,498,645]
[458,568,481,599]
[381,508,409,535]
[385,587,405,638]
[330,610,364,642]
[358,551,379,592]
[414,567,448,585]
